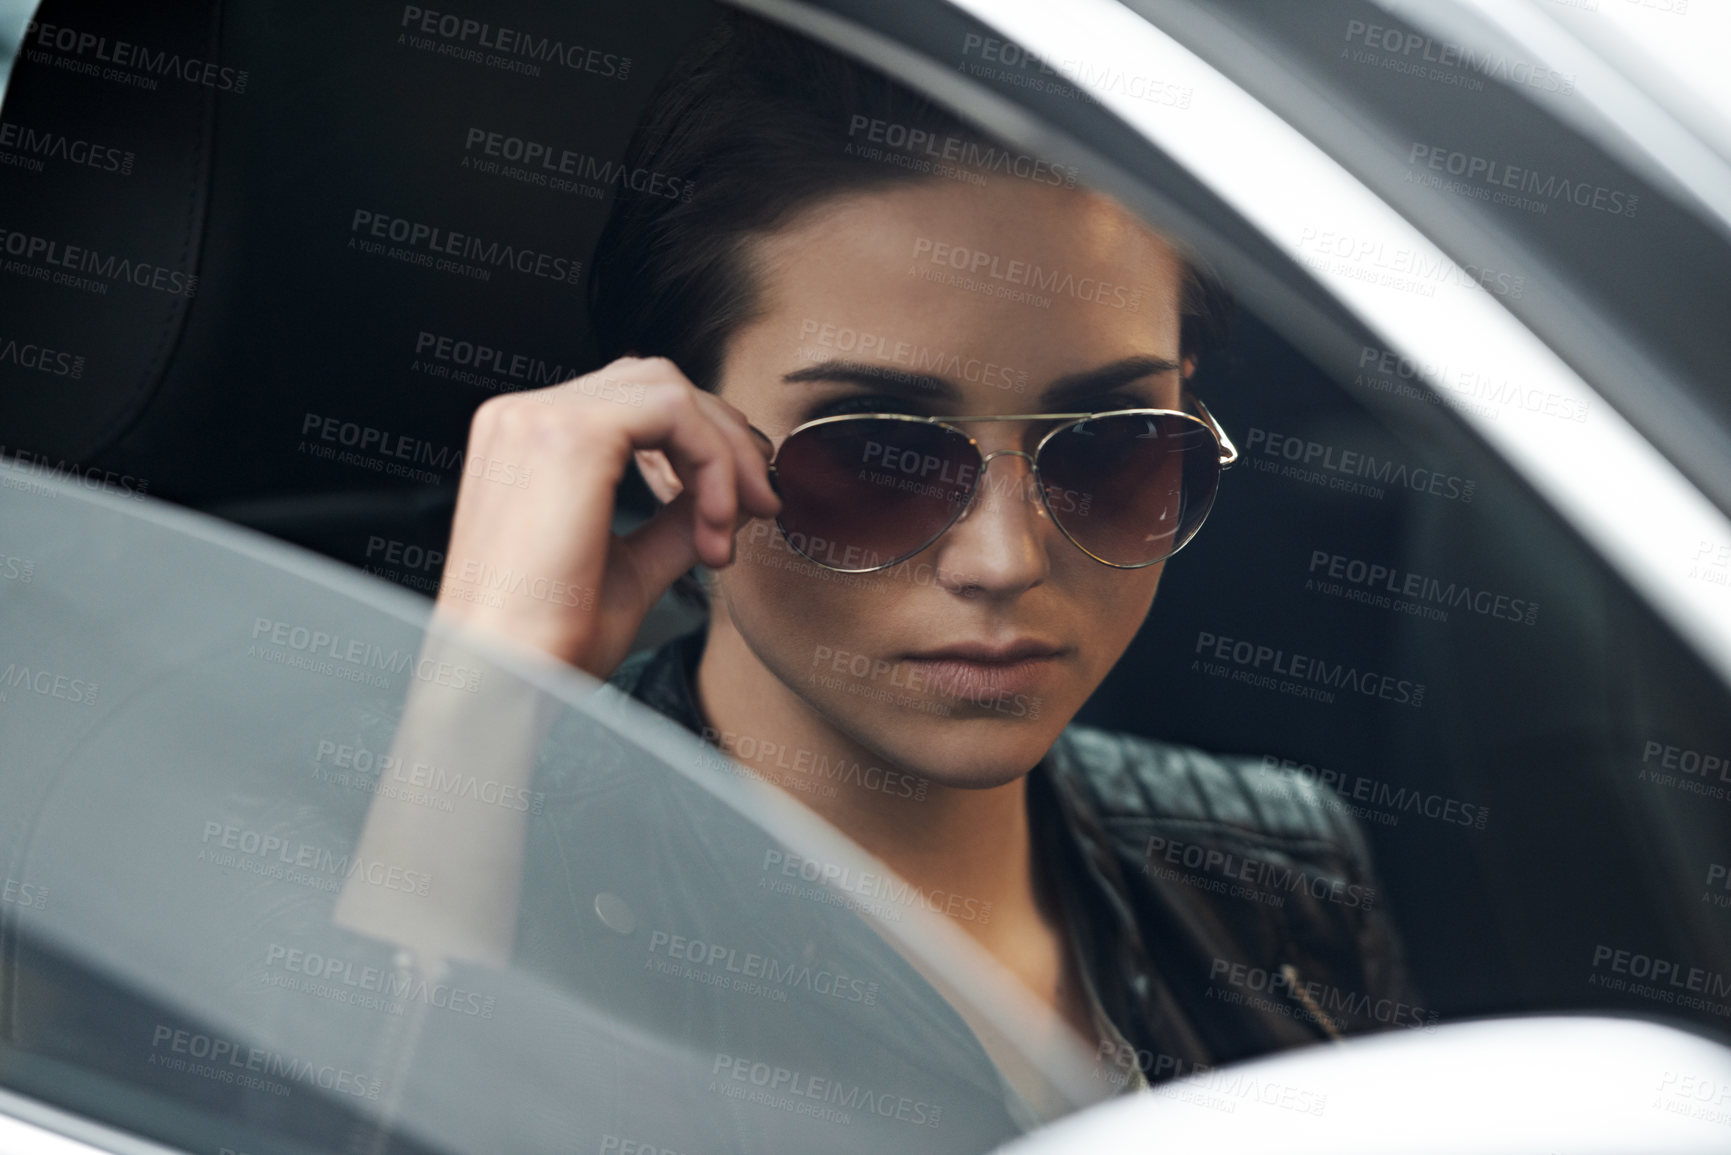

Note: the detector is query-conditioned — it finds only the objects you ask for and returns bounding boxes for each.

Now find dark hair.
[587,10,1233,603]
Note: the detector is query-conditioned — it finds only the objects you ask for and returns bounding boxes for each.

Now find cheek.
[719,526,896,656]
[1066,560,1164,676]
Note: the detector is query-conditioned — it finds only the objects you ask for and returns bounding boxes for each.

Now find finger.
[687,453,738,567]
[610,386,736,564]
[583,361,767,559]
[662,416,740,563]
[651,394,774,560]
[634,448,683,503]
[691,391,780,516]
[616,488,707,602]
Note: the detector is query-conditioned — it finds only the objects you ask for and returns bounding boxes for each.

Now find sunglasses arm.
[1185,389,1239,468]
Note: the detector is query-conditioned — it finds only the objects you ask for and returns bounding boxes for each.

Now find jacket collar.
[607,626,712,735]
[608,628,1210,1068]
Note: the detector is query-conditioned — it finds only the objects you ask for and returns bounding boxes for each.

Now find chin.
[834,699,1070,791]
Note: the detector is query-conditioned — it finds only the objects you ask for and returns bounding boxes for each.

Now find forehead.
[734,176,1185,402]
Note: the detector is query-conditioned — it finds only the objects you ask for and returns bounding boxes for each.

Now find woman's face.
[711,174,1189,789]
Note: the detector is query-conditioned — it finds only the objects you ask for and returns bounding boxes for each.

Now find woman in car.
[345,8,1418,1124]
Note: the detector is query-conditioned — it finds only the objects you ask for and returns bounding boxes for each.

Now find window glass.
[2,0,1728,1150]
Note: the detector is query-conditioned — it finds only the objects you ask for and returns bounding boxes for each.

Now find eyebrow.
[782,354,1182,408]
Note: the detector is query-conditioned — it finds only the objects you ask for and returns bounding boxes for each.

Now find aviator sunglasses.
[756,390,1239,572]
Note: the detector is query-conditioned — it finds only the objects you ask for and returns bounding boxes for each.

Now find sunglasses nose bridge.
[978,448,1036,467]
[961,448,1048,518]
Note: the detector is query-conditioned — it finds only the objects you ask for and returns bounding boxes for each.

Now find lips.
[902,639,1065,664]
[896,639,1066,706]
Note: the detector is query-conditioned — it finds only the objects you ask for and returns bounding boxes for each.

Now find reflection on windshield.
[0,465,1100,1155]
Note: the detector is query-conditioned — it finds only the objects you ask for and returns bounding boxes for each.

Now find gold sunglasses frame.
[760,391,1238,573]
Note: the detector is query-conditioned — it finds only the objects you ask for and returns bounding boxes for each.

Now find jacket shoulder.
[1047,724,1367,860]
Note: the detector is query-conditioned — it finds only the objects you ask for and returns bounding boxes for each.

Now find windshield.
[0,469,1098,1154]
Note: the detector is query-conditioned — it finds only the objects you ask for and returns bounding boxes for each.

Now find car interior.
[2,0,1729,1149]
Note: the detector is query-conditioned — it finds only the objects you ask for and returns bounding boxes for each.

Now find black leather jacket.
[609,627,1425,1087]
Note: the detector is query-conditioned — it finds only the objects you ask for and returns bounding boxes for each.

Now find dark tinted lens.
[773,419,977,570]
[1037,413,1222,566]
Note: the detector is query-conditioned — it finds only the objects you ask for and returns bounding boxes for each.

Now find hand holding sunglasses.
[758,391,1238,573]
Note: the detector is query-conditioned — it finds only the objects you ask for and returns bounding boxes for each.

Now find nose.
[969,450,1049,516]
[930,449,1053,596]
